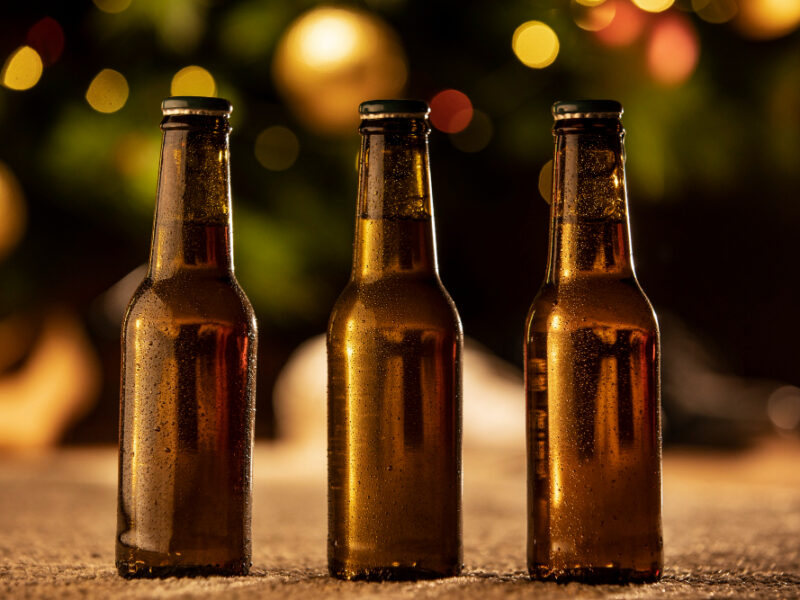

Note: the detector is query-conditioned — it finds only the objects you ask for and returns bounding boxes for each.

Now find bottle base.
[116,558,250,579]
[329,560,461,581]
[528,565,661,584]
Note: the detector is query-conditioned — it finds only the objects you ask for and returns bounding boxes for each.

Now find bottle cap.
[162,96,232,116]
[359,99,430,120]
[552,100,622,120]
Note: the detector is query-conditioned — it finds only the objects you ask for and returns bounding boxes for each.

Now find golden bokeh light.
[254,126,300,171]
[692,0,739,23]
[297,12,360,69]
[1,46,44,91]
[572,0,618,31]
[449,110,493,153]
[575,0,609,6]
[113,132,159,177]
[86,69,129,113]
[512,21,560,69]
[171,66,217,97]
[0,161,27,261]
[735,0,800,39]
[538,160,554,204]
[632,0,675,13]
[272,6,408,135]
[92,0,133,14]
[647,14,700,86]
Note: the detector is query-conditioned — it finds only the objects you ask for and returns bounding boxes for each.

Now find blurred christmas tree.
[1,0,799,442]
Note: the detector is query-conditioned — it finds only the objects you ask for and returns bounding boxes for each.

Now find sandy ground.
[1,440,799,599]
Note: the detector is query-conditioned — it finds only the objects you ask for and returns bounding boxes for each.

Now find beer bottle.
[525,100,662,582]
[116,97,257,578]
[327,100,463,581]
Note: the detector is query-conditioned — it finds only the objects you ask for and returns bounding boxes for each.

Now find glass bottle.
[327,99,463,581]
[117,96,257,578]
[525,100,662,582]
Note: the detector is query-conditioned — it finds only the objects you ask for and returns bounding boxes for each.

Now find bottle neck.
[547,119,634,284]
[352,117,438,281]
[148,115,233,280]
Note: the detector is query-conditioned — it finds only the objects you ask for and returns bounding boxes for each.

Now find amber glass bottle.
[525,100,662,582]
[327,100,463,581]
[117,97,257,578]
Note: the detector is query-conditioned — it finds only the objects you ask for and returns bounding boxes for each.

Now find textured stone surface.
[1,441,799,598]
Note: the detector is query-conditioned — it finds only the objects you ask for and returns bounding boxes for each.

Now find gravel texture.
[1,441,798,599]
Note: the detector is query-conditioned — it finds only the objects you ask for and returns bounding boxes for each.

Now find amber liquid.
[117,223,257,578]
[525,218,662,582]
[327,216,462,580]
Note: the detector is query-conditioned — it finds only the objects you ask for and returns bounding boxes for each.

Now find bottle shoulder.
[526,277,658,334]
[124,275,257,331]
[328,275,462,335]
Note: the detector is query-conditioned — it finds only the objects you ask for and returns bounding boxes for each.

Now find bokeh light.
[26,17,65,66]
[594,0,648,46]
[767,386,800,431]
[254,127,300,171]
[538,160,554,204]
[85,69,129,113]
[735,0,800,39]
[632,0,675,13]
[92,0,133,14]
[575,0,609,6]
[1,46,44,91]
[647,14,700,86]
[449,110,493,153]
[171,66,216,97]
[273,6,408,136]
[113,133,158,177]
[430,90,473,134]
[572,0,618,31]
[512,21,560,69]
[0,161,27,262]
[692,0,739,23]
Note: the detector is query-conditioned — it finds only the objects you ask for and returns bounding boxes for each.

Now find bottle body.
[327,101,463,580]
[116,98,257,578]
[525,101,662,582]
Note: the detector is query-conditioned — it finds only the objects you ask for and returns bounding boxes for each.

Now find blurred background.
[1,0,799,450]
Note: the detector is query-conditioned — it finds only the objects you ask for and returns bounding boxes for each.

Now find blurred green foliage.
[0,0,799,384]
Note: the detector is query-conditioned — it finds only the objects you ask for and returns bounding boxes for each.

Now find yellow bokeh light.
[0,161,27,261]
[575,0,609,6]
[171,66,217,97]
[538,160,554,203]
[735,0,800,39]
[272,7,408,135]
[92,0,133,14]
[254,126,300,171]
[113,132,159,177]
[86,69,129,114]
[298,13,361,69]
[692,0,739,23]
[573,0,618,31]
[512,21,560,69]
[632,0,675,12]
[1,46,44,91]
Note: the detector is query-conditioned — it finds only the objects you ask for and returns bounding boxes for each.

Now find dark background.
[1,0,798,446]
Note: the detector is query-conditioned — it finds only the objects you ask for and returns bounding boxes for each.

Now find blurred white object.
[0,310,100,449]
[272,334,524,455]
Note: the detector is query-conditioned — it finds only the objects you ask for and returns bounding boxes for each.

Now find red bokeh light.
[430,89,473,134]
[594,0,648,47]
[26,17,65,66]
